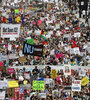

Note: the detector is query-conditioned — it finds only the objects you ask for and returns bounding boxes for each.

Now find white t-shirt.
[19,76,24,81]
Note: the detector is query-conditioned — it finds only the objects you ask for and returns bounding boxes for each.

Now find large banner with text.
[1,24,20,38]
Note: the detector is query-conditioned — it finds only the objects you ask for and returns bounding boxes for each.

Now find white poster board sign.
[0,91,5,99]
[79,68,86,77]
[39,93,46,98]
[73,47,80,55]
[64,65,71,76]
[0,81,9,89]
[72,80,81,91]
[74,32,81,37]
[1,24,20,38]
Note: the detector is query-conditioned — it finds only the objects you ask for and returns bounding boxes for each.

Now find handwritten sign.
[51,69,57,78]
[9,81,19,88]
[0,81,9,89]
[72,80,81,91]
[8,68,15,74]
[33,81,44,90]
[81,77,89,86]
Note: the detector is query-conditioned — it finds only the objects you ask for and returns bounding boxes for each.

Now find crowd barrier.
[9,65,90,71]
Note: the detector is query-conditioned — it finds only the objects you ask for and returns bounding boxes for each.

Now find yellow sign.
[23,80,27,85]
[9,81,19,88]
[81,77,89,86]
[51,69,57,78]
[16,17,21,23]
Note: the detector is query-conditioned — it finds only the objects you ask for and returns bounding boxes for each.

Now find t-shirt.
[32,69,39,75]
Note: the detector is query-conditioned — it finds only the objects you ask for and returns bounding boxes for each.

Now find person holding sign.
[32,66,39,75]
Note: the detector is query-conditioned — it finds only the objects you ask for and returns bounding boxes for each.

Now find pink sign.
[37,20,43,26]
[32,21,36,25]
[11,98,15,100]
[8,68,15,73]
[0,62,3,67]
[55,53,63,59]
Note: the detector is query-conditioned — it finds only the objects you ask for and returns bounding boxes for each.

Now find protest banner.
[1,24,20,38]
[81,77,89,86]
[23,42,43,57]
[9,81,19,88]
[33,80,44,90]
[64,65,71,76]
[0,91,5,99]
[27,39,34,45]
[8,68,15,74]
[72,80,81,91]
[39,93,46,98]
[0,81,9,89]
[51,69,57,78]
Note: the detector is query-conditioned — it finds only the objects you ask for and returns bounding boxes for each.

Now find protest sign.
[39,23,45,29]
[51,69,57,78]
[1,55,8,61]
[0,81,9,89]
[88,69,90,74]
[14,88,24,100]
[9,81,19,88]
[16,17,21,23]
[1,24,20,38]
[44,78,53,84]
[64,65,71,76]
[33,80,44,90]
[52,89,59,96]
[81,77,89,86]
[18,56,27,63]
[0,91,5,99]
[8,54,19,59]
[44,78,55,88]
[39,93,46,98]
[24,72,30,80]
[73,47,80,55]
[23,80,28,85]
[8,68,15,74]
[8,88,15,98]
[0,61,3,67]
[15,9,19,13]
[79,68,86,76]
[72,80,81,91]
[0,62,4,71]
[74,32,81,37]
[23,43,43,57]
[27,39,34,45]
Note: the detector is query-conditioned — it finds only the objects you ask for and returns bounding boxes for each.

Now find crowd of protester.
[0,65,90,100]
[0,0,90,100]
[0,0,90,66]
